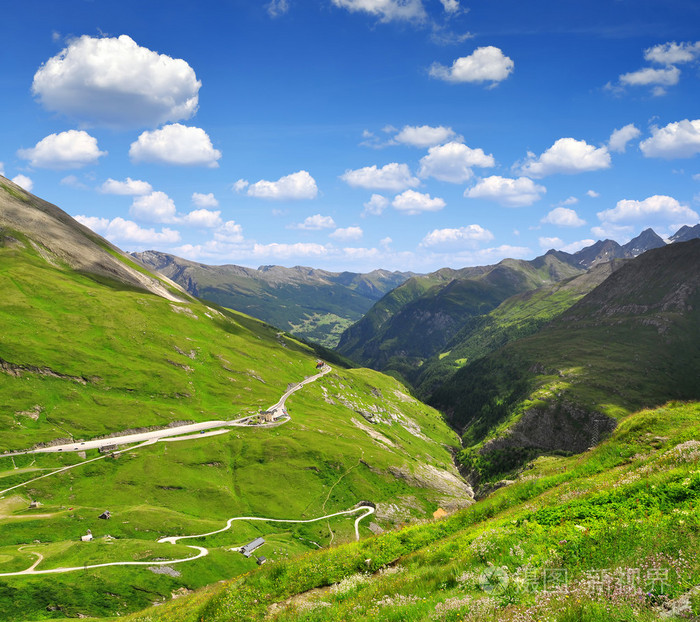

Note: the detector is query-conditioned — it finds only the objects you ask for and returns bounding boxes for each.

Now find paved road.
[2,365,331,458]
[0,505,374,577]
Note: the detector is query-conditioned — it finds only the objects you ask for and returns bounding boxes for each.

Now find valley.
[1,176,699,621]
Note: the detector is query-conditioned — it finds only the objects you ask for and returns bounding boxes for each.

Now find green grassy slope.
[413,260,625,398]
[120,401,700,622]
[0,197,469,619]
[336,253,583,380]
[431,240,700,482]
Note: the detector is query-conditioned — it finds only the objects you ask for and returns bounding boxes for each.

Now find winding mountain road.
[0,364,374,578]
[0,505,374,577]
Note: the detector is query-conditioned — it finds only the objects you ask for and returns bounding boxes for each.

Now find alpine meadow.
[2,1,700,621]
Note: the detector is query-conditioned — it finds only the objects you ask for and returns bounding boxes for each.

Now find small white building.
[81,533,93,542]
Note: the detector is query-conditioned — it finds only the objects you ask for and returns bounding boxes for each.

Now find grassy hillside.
[132,251,412,348]
[120,401,700,622]
[413,260,625,398]
[336,253,583,380]
[431,240,700,482]
[0,188,469,620]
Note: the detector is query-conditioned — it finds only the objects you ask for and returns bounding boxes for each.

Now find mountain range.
[132,250,413,348]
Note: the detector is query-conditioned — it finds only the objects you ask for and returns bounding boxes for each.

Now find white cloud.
[290,214,336,230]
[392,190,445,214]
[0,162,4,176]
[644,41,700,65]
[341,163,419,191]
[619,66,680,88]
[266,0,289,17]
[560,196,578,206]
[394,125,456,148]
[181,209,222,228]
[420,224,493,247]
[245,170,318,200]
[60,175,88,189]
[418,141,494,183]
[233,179,249,193]
[587,190,600,198]
[639,119,700,159]
[192,192,219,208]
[362,194,389,216]
[213,220,244,243]
[74,215,180,244]
[100,177,152,195]
[439,0,460,13]
[11,174,34,192]
[380,236,392,248]
[561,239,595,253]
[466,176,545,207]
[597,195,699,227]
[330,226,363,240]
[541,207,586,227]
[429,46,514,85]
[608,124,641,153]
[32,35,200,129]
[251,242,329,258]
[341,246,381,261]
[331,0,427,23]
[130,191,177,223]
[129,124,221,168]
[17,130,107,169]
[539,236,563,249]
[518,138,611,178]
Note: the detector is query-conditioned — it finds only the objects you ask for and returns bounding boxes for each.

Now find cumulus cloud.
[290,214,336,230]
[420,224,493,247]
[587,190,600,198]
[597,195,699,227]
[418,141,494,183]
[100,177,152,195]
[60,175,87,189]
[11,174,34,192]
[243,170,318,200]
[538,236,563,249]
[341,162,419,191]
[362,194,389,216]
[439,0,460,13]
[518,138,611,178]
[392,190,445,214]
[394,125,456,148]
[130,191,177,223]
[0,162,4,176]
[541,207,586,227]
[330,226,363,240]
[181,209,223,228]
[429,46,514,85]
[74,215,180,245]
[466,176,545,207]
[644,41,700,65]
[213,220,245,243]
[192,192,219,208]
[619,66,680,88]
[639,119,700,159]
[17,130,107,169]
[608,124,641,153]
[129,124,221,167]
[32,35,200,129]
[331,0,427,23]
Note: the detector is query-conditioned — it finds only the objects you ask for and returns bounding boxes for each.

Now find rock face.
[482,401,617,456]
[0,176,185,302]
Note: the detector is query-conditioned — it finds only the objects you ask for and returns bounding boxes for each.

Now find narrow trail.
[322,450,365,544]
[0,505,375,577]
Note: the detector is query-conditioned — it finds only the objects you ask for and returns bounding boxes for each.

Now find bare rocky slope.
[0,175,185,302]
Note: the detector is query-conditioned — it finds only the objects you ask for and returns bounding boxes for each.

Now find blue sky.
[2,0,700,272]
